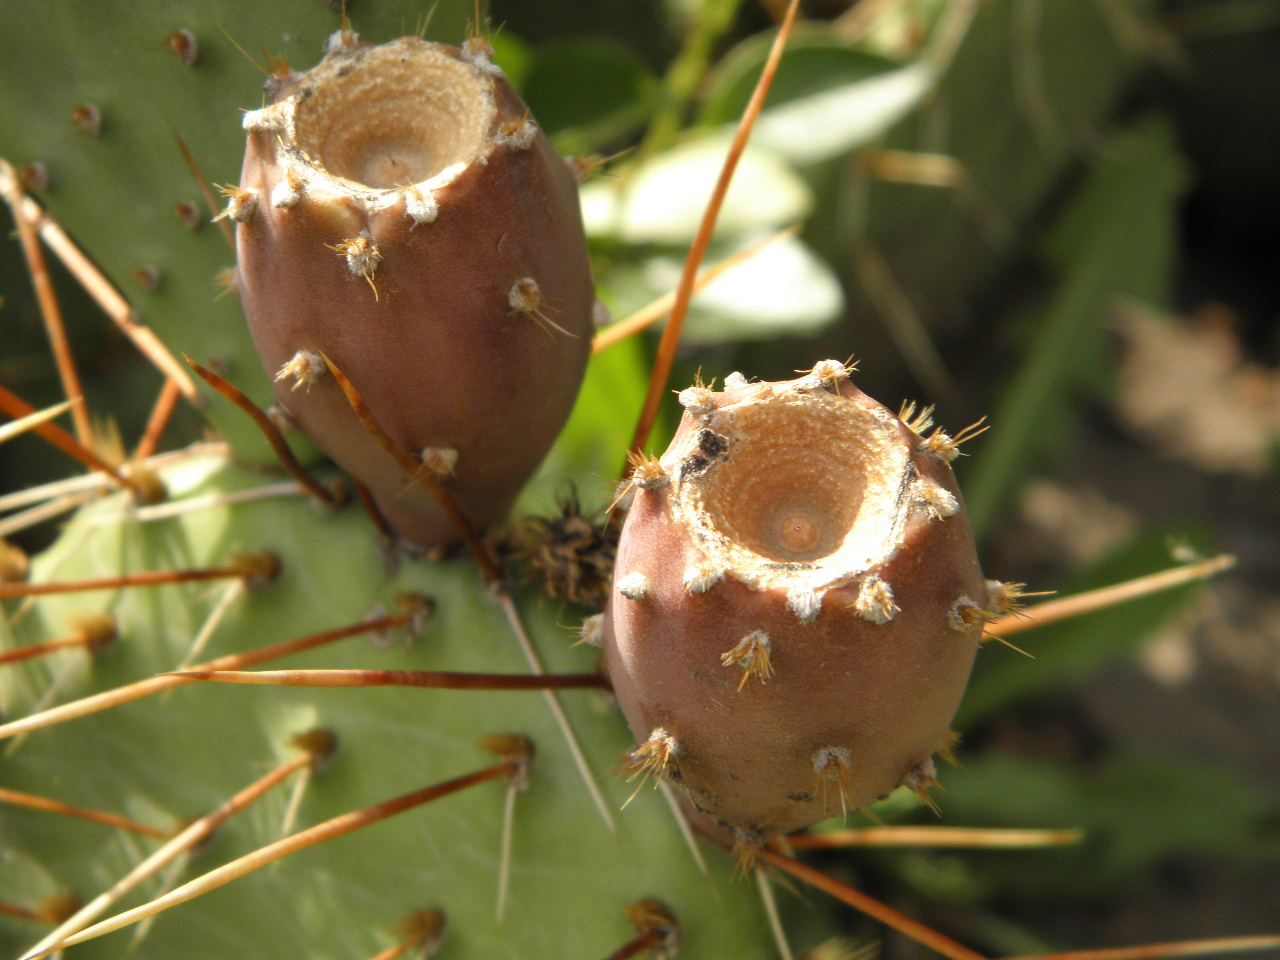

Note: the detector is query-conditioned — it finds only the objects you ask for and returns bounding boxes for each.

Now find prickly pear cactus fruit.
[234,34,596,546]
[603,362,990,848]
[0,451,780,959]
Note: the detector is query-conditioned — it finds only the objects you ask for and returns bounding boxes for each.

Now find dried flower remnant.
[518,497,618,611]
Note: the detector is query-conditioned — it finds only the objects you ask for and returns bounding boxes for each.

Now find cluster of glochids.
[2,13,1272,960]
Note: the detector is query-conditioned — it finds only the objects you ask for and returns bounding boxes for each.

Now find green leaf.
[700,28,933,166]
[958,529,1215,727]
[629,233,843,345]
[520,38,657,152]
[579,137,812,243]
[961,116,1186,537]
[936,750,1278,901]
[518,331,650,515]
[747,61,934,166]
[700,29,903,126]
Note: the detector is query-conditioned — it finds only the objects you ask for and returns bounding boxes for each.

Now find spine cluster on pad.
[231,35,596,548]
[603,363,993,847]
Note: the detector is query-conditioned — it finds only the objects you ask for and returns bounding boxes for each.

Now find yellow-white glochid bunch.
[602,363,996,853]
[231,33,596,548]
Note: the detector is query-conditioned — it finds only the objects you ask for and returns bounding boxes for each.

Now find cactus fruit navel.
[604,363,992,848]
[232,34,595,548]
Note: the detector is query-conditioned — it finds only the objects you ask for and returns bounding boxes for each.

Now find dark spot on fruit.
[698,429,728,457]
[678,430,729,480]
[679,455,711,479]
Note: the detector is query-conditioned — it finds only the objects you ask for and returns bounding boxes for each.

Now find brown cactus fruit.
[231,34,595,547]
[602,362,992,848]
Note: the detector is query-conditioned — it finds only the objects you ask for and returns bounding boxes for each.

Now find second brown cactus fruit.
[230,34,595,547]
[602,363,992,847]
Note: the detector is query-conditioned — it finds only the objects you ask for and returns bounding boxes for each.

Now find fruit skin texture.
[234,36,595,548]
[603,368,989,843]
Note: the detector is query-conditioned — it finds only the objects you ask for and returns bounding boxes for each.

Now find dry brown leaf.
[1114,300,1280,475]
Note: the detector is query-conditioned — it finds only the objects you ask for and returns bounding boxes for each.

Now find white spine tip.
[921,418,986,462]
[509,277,541,312]
[682,560,724,595]
[721,630,773,687]
[918,481,959,520]
[271,170,304,209]
[215,187,258,224]
[461,38,503,76]
[270,181,299,209]
[565,154,594,184]
[579,613,604,649]
[617,572,649,602]
[630,457,670,491]
[325,28,360,56]
[592,298,613,328]
[923,431,960,462]
[496,119,538,150]
[336,231,381,278]
[786,587,822,623]
[985,580,1026,614]
[812,745,851,774]
[612,480,637,513]
[420,447,458,478]
[809,358,852,387]
[242,107,284,133]
[903,757,938,789]
[404,187,439,226]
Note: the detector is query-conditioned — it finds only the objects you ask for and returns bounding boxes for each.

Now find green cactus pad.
[0,450,782,958]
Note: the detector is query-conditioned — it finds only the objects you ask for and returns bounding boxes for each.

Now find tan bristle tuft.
[902,758,942,814]
[626,728,680,785]
[720,630,773,690]
[214,184,257,223]
[274,350,327,391]
[812,745,854,815]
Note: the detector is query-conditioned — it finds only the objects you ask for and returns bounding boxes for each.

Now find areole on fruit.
[232,33,596,548]
[604,363,992,847]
